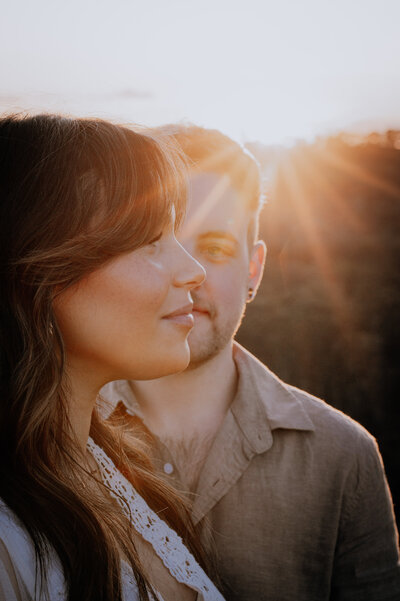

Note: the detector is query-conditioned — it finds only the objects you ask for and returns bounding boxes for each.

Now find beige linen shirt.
[101,343,400,601]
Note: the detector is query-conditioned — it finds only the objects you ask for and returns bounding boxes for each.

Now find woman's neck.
[63,355,105,454]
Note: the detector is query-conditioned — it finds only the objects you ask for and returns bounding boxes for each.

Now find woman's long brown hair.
[0,114,208,600]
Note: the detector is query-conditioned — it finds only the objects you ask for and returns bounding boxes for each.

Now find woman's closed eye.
[143,232,163,252]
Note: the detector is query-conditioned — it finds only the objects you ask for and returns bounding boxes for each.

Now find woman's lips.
[165,313,194,327]
[163,304,194,327]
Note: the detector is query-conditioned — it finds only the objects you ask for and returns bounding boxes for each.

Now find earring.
[247,287,254,302]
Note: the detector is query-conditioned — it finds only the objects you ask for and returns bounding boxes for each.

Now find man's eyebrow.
[196,231,239,245]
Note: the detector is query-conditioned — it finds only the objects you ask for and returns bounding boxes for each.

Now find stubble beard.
[186,302,247,370]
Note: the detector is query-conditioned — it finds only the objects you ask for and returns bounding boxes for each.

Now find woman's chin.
[128,345,191,381]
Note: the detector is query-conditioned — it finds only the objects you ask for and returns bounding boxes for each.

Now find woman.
[0,114,224,601]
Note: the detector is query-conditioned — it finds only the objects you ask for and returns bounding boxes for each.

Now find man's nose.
[173,243,206,290]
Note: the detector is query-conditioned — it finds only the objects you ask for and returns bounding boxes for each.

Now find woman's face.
[53,225,205,384]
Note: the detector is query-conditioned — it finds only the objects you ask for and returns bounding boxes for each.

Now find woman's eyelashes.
[143,232,163,252]
[149,232,163,245]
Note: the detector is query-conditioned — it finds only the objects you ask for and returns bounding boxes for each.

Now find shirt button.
[163,462,174,475]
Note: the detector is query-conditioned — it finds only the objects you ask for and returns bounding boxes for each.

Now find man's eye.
[202,245,234,260]
[207,246,224,256]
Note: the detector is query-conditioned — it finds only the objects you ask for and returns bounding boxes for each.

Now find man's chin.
[187,336,230,370]
[186,350,218,370]
[187,336,219,369]
[187,317,238,369]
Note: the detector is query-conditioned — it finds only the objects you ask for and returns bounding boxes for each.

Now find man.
[101,126,400,600]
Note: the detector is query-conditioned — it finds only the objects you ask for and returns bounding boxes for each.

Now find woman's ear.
[247,240,267,302]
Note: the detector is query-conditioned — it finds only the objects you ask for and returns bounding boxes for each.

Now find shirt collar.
[99,379,141,419]
[100,343,315,456]
[231,342,315,453]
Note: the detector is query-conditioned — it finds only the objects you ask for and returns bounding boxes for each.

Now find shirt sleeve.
[331,432,400,600]
[0,538,25,601]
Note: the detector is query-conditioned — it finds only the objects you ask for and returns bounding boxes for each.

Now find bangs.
[13,118,188,289]
[75,122,187,258]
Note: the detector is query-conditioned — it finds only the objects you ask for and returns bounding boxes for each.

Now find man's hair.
[156,124,263,244]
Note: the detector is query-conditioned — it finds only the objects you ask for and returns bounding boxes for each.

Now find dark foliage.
[238,132,400,527]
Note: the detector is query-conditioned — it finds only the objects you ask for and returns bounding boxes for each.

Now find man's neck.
[131,342,237,443]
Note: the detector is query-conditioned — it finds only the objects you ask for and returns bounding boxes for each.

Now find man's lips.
[192,306,210,316]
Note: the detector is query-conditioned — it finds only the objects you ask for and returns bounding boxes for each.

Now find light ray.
[180,175,232,241]
[320,146,400,201]
[277,152,356,338]
[292,148,367,235]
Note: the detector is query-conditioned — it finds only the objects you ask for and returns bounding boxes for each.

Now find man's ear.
[247,240,267,303]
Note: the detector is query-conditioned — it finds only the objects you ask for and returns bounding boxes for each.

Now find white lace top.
[0,438,224,601]
[87,438,224,600]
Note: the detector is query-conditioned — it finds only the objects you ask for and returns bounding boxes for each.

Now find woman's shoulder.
[0,499,33,561]
[0,499,39,600]
[0,499,142,601]
[0,498,65,601]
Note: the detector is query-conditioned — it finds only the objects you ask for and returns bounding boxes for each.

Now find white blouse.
[0,439,224,601]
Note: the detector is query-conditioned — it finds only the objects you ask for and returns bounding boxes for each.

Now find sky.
[1,0,400,145]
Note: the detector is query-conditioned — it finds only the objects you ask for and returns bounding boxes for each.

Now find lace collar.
[87,437,224,601]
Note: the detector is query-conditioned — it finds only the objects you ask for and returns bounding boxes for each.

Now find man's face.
[179,171,265,367]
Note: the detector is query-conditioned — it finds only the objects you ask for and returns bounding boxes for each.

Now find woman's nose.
[173,242,206,290]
